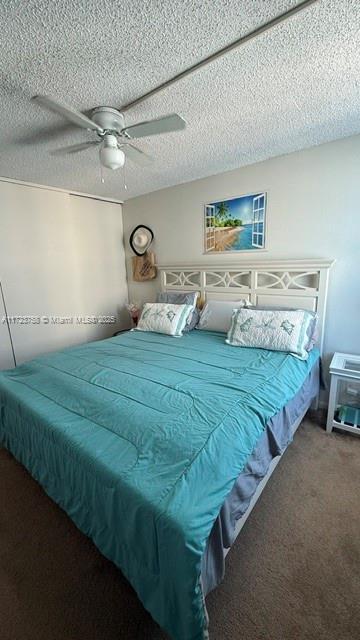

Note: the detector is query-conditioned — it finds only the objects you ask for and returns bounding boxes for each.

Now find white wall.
[123,134,360,371]
[0,181,129,368]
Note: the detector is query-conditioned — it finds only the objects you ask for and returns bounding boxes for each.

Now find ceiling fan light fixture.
[99,134,125,170]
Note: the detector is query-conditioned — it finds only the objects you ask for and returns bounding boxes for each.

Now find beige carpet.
[0,417,359,640]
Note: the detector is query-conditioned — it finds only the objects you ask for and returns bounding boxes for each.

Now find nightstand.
[326,352,360,436]
[113,329,131,337]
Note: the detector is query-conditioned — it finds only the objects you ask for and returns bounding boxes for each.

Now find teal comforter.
[0,330,319,639]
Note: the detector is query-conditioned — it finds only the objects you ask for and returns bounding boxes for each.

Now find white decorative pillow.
[226,308,314,360]
[136,303,193,337]
[244,303,318,352]
[156,290,200,331]
[197,299,248,333]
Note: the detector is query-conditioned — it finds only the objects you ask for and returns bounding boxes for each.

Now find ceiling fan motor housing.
[91,107,125,133]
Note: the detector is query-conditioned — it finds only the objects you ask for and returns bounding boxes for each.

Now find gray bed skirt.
[201,359,320,596]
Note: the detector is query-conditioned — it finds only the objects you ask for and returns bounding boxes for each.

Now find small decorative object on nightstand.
[126,302,141,327]
[327,352,360,436]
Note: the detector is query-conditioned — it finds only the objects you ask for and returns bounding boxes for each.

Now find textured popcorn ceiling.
[0,0,359,201]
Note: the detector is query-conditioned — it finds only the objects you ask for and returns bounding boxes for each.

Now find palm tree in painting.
[215,201,229,226]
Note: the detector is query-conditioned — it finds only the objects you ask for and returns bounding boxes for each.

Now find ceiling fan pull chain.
[123,162,127,191]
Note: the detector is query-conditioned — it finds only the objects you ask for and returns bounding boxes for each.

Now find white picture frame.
[203,191,268,254]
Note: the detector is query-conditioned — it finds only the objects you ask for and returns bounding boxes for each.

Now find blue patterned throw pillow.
[156,291,200,331]
[244,303,318,352]
[136,303,194,337]
[226,308,314,359]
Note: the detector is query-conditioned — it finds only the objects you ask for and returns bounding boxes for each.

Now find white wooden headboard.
[159,259,334,355]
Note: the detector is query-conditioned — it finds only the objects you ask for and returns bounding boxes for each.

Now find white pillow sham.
[197,299,248,333]
[156,290,200,331]
[244,303,318,352]
[136,302,193,337]
[226,308,314,360]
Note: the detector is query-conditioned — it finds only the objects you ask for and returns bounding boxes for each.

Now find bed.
[0,260,333,640]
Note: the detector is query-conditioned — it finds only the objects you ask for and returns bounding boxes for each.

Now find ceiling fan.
[32,95,186,170]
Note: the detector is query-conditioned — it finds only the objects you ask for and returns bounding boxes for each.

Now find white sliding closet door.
[0,182,128,366]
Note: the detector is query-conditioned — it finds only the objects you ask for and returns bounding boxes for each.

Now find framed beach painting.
[204,192,267,253]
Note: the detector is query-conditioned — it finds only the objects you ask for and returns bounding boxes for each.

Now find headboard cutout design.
[158,259,334,355]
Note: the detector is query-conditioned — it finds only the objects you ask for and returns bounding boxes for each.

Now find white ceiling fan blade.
[50,141,101,156]
[121,143,153,166]
[121,114,186,139]
[32,95,103,133]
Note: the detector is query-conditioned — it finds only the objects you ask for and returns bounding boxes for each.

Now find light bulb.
[99,134,125,170]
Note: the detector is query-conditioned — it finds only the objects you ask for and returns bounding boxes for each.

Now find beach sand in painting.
[214,226,243,251]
